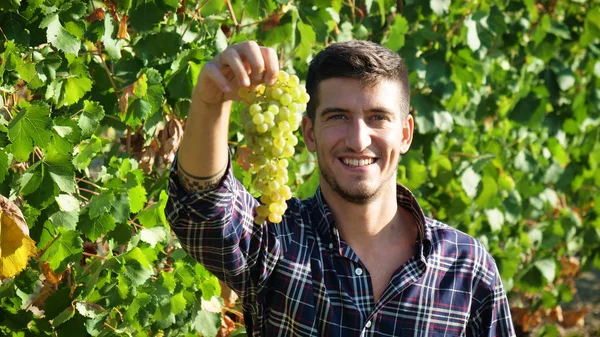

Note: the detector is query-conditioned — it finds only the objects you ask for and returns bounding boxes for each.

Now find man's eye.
[328,114,346,120]
[371,115,387,121]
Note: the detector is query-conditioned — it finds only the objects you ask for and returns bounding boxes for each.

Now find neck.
[320,181,400,247]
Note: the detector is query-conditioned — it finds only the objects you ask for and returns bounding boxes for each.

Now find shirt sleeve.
[164,155,282,302]
[467,256,516,337]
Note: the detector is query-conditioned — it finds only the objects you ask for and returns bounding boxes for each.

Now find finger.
[260,47,279,86]
[236,41,266,83]
[220,48,251,87]
[203,63,232,92]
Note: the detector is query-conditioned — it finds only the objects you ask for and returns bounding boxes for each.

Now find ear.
[399,114,414,154]
[301,116,317,152]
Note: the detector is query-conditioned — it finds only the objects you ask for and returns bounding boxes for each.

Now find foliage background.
[1,0,599,336]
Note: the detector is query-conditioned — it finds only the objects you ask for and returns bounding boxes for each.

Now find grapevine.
[238,71,310,224]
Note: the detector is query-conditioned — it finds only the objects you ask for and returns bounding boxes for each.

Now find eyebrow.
[319,106,396,117]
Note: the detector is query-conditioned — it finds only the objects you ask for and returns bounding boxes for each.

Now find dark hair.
[305,40,410,120]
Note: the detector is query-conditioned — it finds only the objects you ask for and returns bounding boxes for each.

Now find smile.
[341,158,376,167]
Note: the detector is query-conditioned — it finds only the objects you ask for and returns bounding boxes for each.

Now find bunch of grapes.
[238,70,310,224]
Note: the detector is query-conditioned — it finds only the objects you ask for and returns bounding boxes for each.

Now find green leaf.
[137,190,168,228]
[461,167,480,199]
[18,162,42,196]
[14,267,40,294]
[430,0,450,16]
[79,101,105,138]
[385,15,408,51]
[128,184,147,213]
[134,74,148,97]
[49,209,79,230]
[244,0,277,20]
[8,101,53,162]
[40,14,80,55]
[87,192,115,219]
[139,227,168,247]
[55,194,79,213]
[166,49,205,99]
[193,309,221,337]
[557,68,575,91]
[485,209,504,233]
[39,228,83,272]
[46,58,92,107]
[534,258,556,283]
[45,159,76,194]
[0,149,10,184]
[476,175,498,208]
[102,16,125,60]
[170,292,186,316]
[215,28,228,53]
[123,247,154,287]
[79,211,116,241]
[112,192,131,224]
[124,292,151,324]
[122,98,152,127]
[433,111,453,132]
[52,306,75,327]
[129,0,164,32]
[546,138,569,166]
[471,154,496,172]
[465,17,481,51]
[73,137,102,171]
[297,21,316,63]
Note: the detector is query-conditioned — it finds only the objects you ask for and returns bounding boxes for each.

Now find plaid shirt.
[165,159,516,337]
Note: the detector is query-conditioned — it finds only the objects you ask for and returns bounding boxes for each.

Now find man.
[165,40,516,336]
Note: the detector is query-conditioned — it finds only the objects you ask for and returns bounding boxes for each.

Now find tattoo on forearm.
[177,160,227,193]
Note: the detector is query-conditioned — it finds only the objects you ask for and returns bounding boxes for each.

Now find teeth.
[343,158,373,167]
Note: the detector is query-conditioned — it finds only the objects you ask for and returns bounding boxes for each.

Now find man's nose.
[345,118,371,152]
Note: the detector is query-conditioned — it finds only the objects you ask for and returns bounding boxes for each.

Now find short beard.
[319,159,397,205]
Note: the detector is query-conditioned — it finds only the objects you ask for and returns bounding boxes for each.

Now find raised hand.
[193,41,279,106]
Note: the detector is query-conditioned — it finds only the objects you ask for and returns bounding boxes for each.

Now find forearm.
[177,94,233,193]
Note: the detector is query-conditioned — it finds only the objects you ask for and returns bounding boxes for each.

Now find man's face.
[302,78,413,204]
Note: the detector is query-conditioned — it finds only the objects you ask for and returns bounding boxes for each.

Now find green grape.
[240,70,310,224]
[268,213,282,223]
[279,107,290,120]
[271,146,284,157]
[257,205,270,217]
[252,113,265,125]
[277,159,288,168]
[257,123,268,133]
[268,104,279,115]
[289,74,300,87]
[272,88,283,100]
[289,87,301,100]
[268,202,280,214]
[280,94,292,106]
[278,121,290,132]
[263,111,274,124]
[250,103,262,115]
[299,92,310,104]
[287,134,298,146]
[273,136,286,149]
[282,145,295,158]
[278,71,289,83]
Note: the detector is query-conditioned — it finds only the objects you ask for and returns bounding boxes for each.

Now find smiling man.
[165,40,516,336]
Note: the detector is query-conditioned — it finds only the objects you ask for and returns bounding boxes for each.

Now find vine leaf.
[0,195,37,280]
[40,14,81,55]
[38,228,83,272]
[7,101,53,162]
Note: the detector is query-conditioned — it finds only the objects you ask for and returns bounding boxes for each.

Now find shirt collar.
[312,184,431,259]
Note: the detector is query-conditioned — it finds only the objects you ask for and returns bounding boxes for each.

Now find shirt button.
[355,267,363,276]
[365,320,372,328]
[328,243,333,249]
